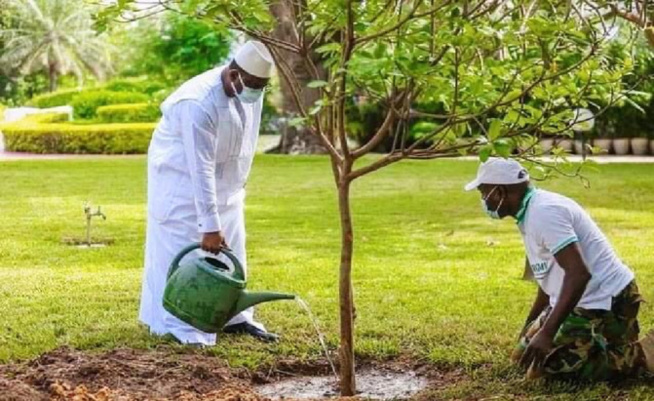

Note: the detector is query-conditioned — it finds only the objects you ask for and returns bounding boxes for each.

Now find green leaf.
[316,43,341,54]
[307,80,328,88]
[493,141,512,158]
[590,146,603,155]
[479,145,493,162]
[253,9,272,24]
[505,110,521,126]
[488,120,501,140]
[309,105,322,115]
[624,97,646,114]
[457,147,471,156]
[506,89,523,102]
[289,117,307,127]
[452,122,468,137]
[373,44,387,59]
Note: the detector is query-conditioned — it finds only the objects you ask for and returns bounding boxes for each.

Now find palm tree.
[0,0,112,92]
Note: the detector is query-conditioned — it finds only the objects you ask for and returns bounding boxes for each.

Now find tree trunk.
[48,64,58,92]
[645,27,654,49]
[337,179,356,396]
[270,1,327,154]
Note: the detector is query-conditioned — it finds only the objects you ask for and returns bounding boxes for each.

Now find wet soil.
[256,368,428,400]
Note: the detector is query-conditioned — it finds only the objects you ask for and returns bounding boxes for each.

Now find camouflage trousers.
[514,281,645,381]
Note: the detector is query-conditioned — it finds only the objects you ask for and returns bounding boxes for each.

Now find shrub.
[594,96,654,139]
[26,79,168,110]
[26,89,81,108]
[97,103,161,123]
[1,122,156,154]
[151,88,173,105]
[104,78,167,95]
[410,121,439,137]
[70,91,150,119]
[21,112,71,124]
[408,121,439,145]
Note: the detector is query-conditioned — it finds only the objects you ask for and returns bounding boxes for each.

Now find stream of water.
[295,297,338,380]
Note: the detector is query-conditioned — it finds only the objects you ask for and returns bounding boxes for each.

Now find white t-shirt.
[517,188,634,310]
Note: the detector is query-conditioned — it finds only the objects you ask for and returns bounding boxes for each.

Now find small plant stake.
[83,202,106,246]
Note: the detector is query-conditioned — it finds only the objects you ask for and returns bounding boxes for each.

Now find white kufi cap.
[234,40,274,78]
[464,157,530,191]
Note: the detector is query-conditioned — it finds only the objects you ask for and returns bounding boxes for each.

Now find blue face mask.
[481,186,504,220]
[231,74,263,104]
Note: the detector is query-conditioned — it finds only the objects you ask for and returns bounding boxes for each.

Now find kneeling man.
[465,157,654,380]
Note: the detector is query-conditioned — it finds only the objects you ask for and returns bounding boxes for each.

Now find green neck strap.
[515,186,536,224]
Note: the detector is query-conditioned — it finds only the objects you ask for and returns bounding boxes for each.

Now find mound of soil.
[0,346,265,401]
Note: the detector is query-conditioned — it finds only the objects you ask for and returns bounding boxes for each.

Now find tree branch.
[351,93,399,158]
[335,0,356,160]
[354,0,429,46]
[228,11,304,53]
[348,153,404,180]
[609,3,647,27]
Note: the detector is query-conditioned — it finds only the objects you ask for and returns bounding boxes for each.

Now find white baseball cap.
[234,40,274,79]
[464,157,530,191]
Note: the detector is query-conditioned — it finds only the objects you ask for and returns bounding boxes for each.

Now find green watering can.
[163,243,295,333]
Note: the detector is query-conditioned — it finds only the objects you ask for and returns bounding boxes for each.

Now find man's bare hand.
[519,329,554,370]
[201,232,227,254]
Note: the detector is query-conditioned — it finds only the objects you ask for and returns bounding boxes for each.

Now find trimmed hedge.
[27,89,82,108]
[70,91,150,119]
[21,112,71,124]
[27,78,167,109]
[1,122,156,154]
[97,103,161,123]
[104,79,166,95]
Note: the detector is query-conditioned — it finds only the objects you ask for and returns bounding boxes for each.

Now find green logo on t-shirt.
[531,261,550,277]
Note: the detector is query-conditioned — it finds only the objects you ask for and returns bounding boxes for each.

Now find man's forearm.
[525,288,549,326]
[541,272,590,337]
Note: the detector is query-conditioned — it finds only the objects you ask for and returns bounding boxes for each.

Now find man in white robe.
[139,40,278,345]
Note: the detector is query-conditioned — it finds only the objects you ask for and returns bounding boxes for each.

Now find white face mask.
[231,74,263,104]
[481,186,504,220]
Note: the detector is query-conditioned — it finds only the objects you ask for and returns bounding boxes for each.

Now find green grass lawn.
[1,155,654,399]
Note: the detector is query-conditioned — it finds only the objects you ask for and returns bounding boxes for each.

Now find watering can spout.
[234,291,295,315]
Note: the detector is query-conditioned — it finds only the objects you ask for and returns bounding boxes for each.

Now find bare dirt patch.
[0,347,260,400]
[0,347,465,400]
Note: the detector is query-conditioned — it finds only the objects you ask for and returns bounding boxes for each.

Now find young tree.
[0,0,112,92]
[103,0,641,396]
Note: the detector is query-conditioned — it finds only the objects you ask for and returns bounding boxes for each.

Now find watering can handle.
[167,244,201,279]
[167,243,245,281]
